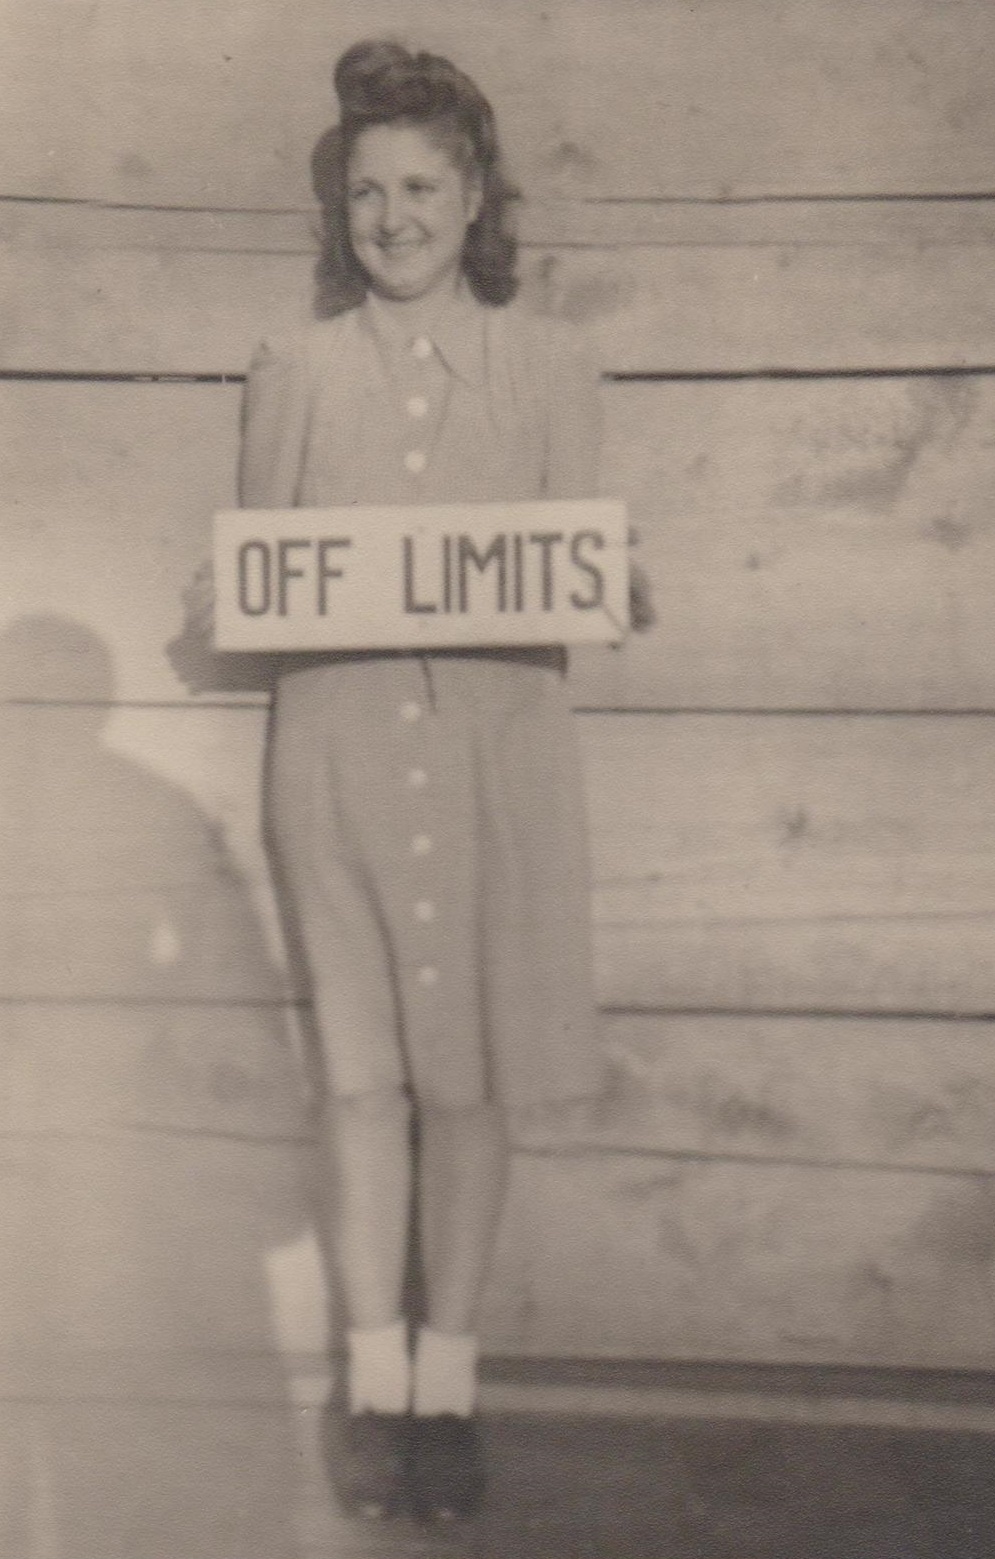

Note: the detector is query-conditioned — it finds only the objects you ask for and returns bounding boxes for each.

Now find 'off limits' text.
[234,527,610,617]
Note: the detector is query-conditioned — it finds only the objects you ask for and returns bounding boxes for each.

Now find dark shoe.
[320,1398,409,1519]
[408,1413,486,1522]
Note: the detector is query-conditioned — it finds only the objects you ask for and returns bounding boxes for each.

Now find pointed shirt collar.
[361,286,487,388]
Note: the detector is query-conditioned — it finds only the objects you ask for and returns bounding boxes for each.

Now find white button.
[407,767,429,788]
[417,965,439,987]
[407,395,429,419]
[411,335,433,360]
[404,449,427,474]
[400,701,423,723]
[414,899,436,922]
[411,834,433,856]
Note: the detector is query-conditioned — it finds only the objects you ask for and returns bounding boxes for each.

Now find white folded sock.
[345,1320,411,1414]
[412,1327,479,1417]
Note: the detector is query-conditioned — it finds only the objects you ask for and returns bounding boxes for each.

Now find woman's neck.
[367,276,465,335]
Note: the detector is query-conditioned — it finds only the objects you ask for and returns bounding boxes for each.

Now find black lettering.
[403,536,437,613]
[512,533,525,611]
[277,538,311,616]
[237,540,271,616]
[316,536,351,615]
[568,530,606,610]
[528,532,565,611]
[442,534,453,614]
[457,534,507,613]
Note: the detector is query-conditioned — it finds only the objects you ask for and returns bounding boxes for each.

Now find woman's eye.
[348,185,374,202]
[405,180,436,196]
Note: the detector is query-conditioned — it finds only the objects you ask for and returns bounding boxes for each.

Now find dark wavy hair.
[312,39,519,315]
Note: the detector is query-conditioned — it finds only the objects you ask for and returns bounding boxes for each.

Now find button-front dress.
[242,289,605,1110]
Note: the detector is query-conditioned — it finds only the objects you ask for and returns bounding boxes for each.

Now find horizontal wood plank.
[486,1155,995,1366]
[576,374,995,709]
[13,193,995,255]
[7,237,995,374]
[541,244,995,375]
[0,700,283,1001]
[7,705,995,1015]
[584,713,995,1012]
[7,379,995,711]
[4,1122,992,1368]
[8,1003,995,1175]
[3,1,995,207]
[0,382,241,704]
[0,1133,312,1353]
[0,1005,308,1140]
[537,0,995,201]
[521,1014,995,1175]
[0,242,315,376]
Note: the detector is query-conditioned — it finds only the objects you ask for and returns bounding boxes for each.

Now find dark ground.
[295,1363,995,1559]
[11,1358,991,1556]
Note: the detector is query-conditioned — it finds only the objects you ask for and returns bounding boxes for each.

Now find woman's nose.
[379,191,408,233]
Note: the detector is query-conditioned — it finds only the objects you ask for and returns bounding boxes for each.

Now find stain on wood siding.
[486,1157,995,1365]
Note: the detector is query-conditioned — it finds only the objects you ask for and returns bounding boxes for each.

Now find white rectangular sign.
[214,499,629,651]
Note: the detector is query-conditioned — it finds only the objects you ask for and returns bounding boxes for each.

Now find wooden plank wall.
[5,0,995,1390]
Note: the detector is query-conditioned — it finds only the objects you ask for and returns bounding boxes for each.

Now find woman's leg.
[322,1088,412,1330]
[407,1098,508,1519]
[265,675,416,1406]
[316,1086,414,1519]
[414,1100,509,1392]
[320,1087,413,1411]
[416,1100,509,1335]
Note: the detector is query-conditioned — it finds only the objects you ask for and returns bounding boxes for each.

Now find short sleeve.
[543,323,604,500]
[237,333,312,509]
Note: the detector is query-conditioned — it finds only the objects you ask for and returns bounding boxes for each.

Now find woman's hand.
[165,557,216,693]
[181,557,216,638]
[166,557,284,695]
[627,526,656,633]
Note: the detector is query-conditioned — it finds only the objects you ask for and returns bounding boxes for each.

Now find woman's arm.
[166,332,313,692]
[238,332,313,510]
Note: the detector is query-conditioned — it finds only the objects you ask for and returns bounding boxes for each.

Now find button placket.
[399,335,440,479]
[398,692,441,1000]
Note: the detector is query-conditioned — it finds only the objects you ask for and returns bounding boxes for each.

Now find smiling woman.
[194,34,648,1530]
[311,38,519,320]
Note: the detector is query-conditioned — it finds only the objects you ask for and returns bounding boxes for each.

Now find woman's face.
[346,122,482,303]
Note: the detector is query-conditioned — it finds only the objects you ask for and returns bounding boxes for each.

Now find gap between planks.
[6,365,995,384]
[2,1107,995,1182]
[9,191,995,248]
[10,190,995,211]
[10,700,995,719]
[5,995,995,1024]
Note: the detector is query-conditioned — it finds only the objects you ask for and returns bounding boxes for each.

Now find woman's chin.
[364,261,462,305]
[372,278,429,302]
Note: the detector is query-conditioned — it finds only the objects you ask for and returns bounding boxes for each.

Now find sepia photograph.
[4,2,995,1554]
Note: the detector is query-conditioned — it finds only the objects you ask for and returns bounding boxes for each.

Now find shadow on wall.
[0,615,313,1559]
